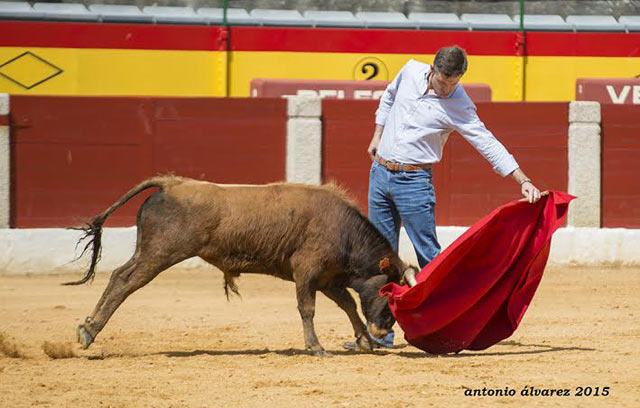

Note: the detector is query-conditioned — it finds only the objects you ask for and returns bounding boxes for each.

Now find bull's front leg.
[294,280,329,357]
[322,287,374,352]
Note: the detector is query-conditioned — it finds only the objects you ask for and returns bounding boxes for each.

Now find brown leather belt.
[374,154,432,172]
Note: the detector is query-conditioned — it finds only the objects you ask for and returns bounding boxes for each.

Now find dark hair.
[433,46,468,77]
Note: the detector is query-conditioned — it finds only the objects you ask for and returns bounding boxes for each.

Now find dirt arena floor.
[1,266,638,408]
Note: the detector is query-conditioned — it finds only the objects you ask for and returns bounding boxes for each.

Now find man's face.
[430,70,462,98]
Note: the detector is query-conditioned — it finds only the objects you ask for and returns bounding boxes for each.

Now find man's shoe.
[341,337,394,350]
[341,341,360,350]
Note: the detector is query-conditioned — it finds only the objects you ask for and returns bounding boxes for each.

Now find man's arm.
[367,124,384,160]
[369,62,412,160]
[374,62,408,127]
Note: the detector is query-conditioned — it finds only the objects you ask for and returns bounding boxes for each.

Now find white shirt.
[375,59,519,177]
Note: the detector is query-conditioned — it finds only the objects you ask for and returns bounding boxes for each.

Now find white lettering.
[633,85,640,104]
[354,90,372,99]
[373,90,385,100]
[297,90,319,97]
[606,85,630,104]
[318,90,337,98]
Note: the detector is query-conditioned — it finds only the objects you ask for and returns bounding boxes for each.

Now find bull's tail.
[63,176,181,286]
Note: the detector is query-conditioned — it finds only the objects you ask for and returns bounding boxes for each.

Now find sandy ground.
[0,266,638,408]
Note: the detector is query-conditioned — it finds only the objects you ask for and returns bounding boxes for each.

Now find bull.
[67,176,418,357]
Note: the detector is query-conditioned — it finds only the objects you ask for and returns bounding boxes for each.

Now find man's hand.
[521,181,541,203]
[510,168,541,203]
[368,125,384,161]
[367,137,380,161]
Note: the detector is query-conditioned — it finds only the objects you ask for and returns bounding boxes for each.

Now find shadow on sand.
[395,340,596,359]
[155,340,595,359]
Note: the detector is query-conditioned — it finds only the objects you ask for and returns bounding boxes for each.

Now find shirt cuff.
[375,111,388,126]
[494,155,520,177]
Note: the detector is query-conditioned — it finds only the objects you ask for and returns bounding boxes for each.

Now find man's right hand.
[367,137,380,161]
[368,125,384,161]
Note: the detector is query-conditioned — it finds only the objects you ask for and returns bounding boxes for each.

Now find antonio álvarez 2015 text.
[464,386,610,397]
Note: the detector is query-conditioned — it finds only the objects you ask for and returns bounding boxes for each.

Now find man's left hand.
[521,181,541,203]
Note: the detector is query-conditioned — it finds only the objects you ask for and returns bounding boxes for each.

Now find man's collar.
[425,67,436,96]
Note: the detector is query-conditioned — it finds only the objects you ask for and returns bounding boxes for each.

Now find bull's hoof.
[76,325,94,349]
[357,335,374,353]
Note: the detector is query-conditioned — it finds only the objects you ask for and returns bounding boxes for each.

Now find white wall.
[2,226,639,276]
[0,93,9,228]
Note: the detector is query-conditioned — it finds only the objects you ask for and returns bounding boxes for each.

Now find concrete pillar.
[568,101,601,227]
[0,94,9,228]
[286,96,322,185]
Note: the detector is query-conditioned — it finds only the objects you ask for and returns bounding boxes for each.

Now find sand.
[1,266,638,407]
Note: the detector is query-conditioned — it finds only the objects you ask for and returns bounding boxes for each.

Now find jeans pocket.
[402,169,431,181]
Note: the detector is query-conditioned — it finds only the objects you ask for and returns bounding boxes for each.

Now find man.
[344,45,541,350]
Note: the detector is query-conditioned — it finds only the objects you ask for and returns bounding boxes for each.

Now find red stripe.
[1,21,639,57]
[0,115,8,126]
[230,26,518,55]
[527,31,640,57]
[0,21,226,51]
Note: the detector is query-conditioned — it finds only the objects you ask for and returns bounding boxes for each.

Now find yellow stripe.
[2,47,637,101]
[0,47,227,96]
[526,56,640,101]
[230,51,523,101]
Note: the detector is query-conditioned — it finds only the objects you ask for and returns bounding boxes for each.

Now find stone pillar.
[568,101,601,227]
[286,96,322,185]
[0,94,9,228]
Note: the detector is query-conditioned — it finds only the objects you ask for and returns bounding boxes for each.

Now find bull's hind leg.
[87,257,136,318]
[77,191,196,349]
[321,287,374,352]
[77,256,174,349]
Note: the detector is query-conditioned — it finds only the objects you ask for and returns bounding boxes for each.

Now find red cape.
[380,191,575,354]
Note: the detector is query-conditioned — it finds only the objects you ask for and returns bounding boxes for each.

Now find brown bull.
[68,176,417,356]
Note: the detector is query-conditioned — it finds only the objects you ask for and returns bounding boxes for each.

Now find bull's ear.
[378,257,391,272]
[379,258,401,283]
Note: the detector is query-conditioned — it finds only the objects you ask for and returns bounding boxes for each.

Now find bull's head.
[356,258,419,340]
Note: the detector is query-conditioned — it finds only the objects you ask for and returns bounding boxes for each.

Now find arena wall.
[1,96,639,273]
[322,99,568,225]
[10,95,286,227]
[601,104,640,228]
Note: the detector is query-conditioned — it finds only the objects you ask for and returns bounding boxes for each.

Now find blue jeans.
[368,161,441,269]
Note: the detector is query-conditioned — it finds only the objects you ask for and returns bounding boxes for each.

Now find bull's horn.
[403,267,417,287]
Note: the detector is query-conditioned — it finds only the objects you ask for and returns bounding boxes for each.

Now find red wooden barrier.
[251,79,492,102]
[601,105,640,228]
[10,96,286,228]
[322,100,568,226]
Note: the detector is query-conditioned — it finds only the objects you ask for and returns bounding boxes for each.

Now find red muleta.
[380,191,575,354]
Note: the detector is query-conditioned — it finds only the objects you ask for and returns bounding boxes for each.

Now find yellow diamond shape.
[0,52,63,89]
